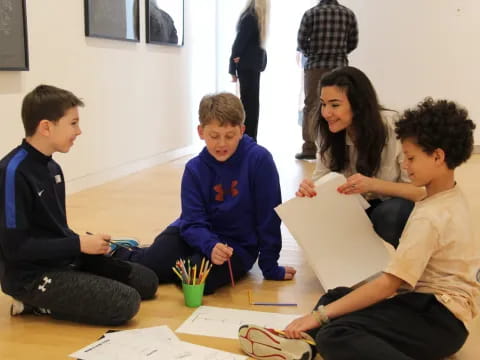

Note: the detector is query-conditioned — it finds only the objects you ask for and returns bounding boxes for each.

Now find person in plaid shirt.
[296,0,358,160]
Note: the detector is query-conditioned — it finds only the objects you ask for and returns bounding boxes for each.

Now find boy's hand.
[79,233,111,255]
[283,266,297,280]
[337,173,373,195]
[284,313,321,339]
[211,243,233,265]
[296,179,316,197]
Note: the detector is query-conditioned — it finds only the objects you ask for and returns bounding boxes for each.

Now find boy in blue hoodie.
[115,92,296,294]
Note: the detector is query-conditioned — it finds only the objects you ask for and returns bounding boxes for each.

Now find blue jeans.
[366,197,414,248]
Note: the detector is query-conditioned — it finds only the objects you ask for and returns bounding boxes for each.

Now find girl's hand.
[296,179,316,197]
[337,173,374,195]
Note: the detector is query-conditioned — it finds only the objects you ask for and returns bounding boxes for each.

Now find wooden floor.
[0,140,479,359]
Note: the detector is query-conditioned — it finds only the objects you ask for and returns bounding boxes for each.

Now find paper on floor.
[176,306,300,339]
[69,325,246,360]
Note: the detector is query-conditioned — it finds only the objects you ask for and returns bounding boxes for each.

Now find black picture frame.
[0,0,29,71]
[84,0,140,42]
[146,0,184,46]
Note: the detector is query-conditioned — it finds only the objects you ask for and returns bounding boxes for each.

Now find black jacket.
[0,140,80,296]
[229,11,267,75]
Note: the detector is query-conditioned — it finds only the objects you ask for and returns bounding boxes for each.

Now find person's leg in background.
[296,67,328,160]
[367,198,415,248]
[238,68,261,141]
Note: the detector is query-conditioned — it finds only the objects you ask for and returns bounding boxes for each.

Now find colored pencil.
[252,302,298,306]
[227,258,235,287]
[273,329,316,346]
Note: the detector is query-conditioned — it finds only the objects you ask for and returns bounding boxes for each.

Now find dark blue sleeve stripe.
[5,149,28,229]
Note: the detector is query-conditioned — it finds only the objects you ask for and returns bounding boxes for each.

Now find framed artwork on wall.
[146,0,184,46]
[0,0,29,71]
[84,0,140,42]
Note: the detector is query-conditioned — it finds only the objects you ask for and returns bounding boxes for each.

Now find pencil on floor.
[252,302,298,306]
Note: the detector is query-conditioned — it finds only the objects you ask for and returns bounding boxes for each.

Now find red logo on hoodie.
[214,180,239,201]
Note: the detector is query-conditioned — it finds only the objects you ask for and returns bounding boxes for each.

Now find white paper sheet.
[176,306,300,339]
[275,172,391,290]
[69,325,246,360]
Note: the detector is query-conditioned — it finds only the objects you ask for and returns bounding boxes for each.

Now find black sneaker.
[10,299,50,316]
[295,152,316,160]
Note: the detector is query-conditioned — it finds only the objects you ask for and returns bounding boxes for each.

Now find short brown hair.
[198,92,245,127]
[21,85,84,136]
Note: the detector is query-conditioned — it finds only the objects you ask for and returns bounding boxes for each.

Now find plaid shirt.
[297,0,358,70]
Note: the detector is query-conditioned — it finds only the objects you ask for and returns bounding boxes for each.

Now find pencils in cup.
[172,257,212,285]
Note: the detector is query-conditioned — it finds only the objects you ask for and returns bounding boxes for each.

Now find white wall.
[0,0,217,193]
[341,0,480,144]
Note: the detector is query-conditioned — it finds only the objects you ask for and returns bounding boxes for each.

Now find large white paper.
[176,306,300,339]
[69,325,246,360]
[275,172,391,290]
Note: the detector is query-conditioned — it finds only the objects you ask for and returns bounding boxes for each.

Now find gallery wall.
[341,0,480,145]
[0,0,217,193]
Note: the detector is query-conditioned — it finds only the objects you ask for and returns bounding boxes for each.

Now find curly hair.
[315,66,387,177]
[395,98,476,169]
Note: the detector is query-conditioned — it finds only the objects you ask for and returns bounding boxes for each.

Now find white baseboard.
[66,145,197,195]
[474,145,480,154]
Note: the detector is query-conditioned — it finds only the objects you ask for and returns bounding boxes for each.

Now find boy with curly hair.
[239,98,479,360]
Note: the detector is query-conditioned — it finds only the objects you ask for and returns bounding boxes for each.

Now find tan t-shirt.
[312,111,410,200]
[385,185,480,326]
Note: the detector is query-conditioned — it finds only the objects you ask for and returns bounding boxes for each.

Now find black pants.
[16,260,158,326]
[114,226,247,295]
[366,197,414,248]
[307,287,468,360]
[238,69,261,141]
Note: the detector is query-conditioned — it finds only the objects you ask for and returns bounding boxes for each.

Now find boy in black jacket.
[0,85,158,325]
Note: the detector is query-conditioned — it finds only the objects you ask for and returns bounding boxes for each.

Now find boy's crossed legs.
[12,261,158,325]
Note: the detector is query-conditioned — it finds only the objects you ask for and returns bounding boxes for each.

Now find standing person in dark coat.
[229,0,269,142]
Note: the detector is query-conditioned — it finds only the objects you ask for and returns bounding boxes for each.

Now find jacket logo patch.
[38,276,52,292]
[214,181,239,202]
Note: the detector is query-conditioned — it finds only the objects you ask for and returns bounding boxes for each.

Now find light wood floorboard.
[1,149,479,359]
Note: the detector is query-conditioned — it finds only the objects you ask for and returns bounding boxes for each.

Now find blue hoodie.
[171,135,285,280]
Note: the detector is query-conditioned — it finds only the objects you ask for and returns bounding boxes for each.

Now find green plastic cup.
[182,282,205,308]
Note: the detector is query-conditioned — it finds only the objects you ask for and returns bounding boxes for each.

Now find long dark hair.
[315,66,387,177]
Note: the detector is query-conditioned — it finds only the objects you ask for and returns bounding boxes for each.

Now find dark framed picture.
[0,0,29,71]
[84,0,140,42]
[146,0,184,46]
